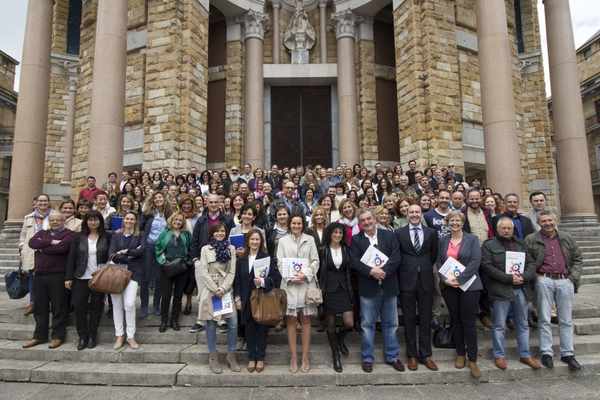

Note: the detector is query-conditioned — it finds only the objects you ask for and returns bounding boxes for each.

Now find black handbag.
[433,321,455,349]
[162,258,187,278]
[4,263,30,300]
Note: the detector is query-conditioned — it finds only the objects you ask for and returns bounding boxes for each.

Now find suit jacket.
[350,229,401,298]
[438,233,483,291]
[395,224,438,292]
[319,245,353,301]
[234,251,282,324]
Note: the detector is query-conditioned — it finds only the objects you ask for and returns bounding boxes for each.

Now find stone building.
[0,50,18,226]
[4,0,598,226]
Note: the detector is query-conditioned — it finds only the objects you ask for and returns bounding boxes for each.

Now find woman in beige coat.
[277,214,320,373]
[196,222,238,374]
[19,194,51,315]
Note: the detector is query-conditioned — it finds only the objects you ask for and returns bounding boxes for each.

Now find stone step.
[583,266,600,275]
[583,258,600,267]
[1,353,599,387]
[581,274,600,285]
[574,318,600,335]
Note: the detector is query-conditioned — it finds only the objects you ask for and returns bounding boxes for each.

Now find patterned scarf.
[210,238,231,263]
[33,209,50,233]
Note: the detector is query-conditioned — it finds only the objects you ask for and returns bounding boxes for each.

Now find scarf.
[338,217,360,236]
[210,238,231,263]
[33,209,50,233]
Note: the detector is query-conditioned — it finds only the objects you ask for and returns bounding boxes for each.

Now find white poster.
[505,251,526,275]
[360,245,389,269]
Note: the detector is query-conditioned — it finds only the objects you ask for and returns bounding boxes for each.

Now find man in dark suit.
[395,204,439,371]
[350,208,403,373]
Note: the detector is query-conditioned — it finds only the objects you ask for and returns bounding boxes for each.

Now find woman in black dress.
[320,222,354,372]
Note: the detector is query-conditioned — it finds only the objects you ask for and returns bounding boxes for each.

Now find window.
[514,0,525,54]
[584,46,593,60]
[66,0,82,56]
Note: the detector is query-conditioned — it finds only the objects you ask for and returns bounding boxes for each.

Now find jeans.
[492,288,530,358]
[140,244,161,313]
[205,313,238,353]
[111,280,138,338]
[536,276,575,357]
[360,294,400,363]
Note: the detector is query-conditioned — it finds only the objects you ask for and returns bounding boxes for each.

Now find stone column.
[272,1,280,64]
[62,69,77,183]
[544,0,596,217]
[333,10,360,165]
[476,0,522,195]
[242,10,267,168]
[87,0,127,182]
[7,0,53,220]
[319,0,328,63]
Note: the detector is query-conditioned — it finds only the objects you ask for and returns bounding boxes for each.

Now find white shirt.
[365,230,378,247]
[82,237,99,280]
[331,246,343,269]
[409,224,424,248]
[248,254,257,274]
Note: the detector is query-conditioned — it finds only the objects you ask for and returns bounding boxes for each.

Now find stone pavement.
[2,375,600,400]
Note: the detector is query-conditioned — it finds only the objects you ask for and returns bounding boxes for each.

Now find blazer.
[66,232,111,280]
[437,233,483,292]
[395,224,438,292]
[234,251,282,324]
[349,229,401,298]
[319,246,353,302]
[108,232,145,282]
[305,227,326,255]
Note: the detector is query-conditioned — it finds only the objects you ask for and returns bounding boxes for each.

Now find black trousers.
[33,273,67,341]
[400,287,433,359]
[442,287,480,361]
[160,270,187,323]
[71,279,105,340]
[183,266,196,296]
[245,317,269,361]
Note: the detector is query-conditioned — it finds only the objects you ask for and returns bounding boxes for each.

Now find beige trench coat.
[19,212,49,271]
[195,244,237,322]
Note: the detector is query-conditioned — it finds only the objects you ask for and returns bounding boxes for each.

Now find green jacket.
[481,237,536,302]
[524,230,583,291]
[154,229,191,265]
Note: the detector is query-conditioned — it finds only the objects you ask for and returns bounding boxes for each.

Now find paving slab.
[0,359,48,382]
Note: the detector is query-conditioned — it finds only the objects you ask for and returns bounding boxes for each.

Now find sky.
[0,1,599,94]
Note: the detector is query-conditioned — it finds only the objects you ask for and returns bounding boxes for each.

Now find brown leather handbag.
[250,288,287,326]
[88,263,132,294]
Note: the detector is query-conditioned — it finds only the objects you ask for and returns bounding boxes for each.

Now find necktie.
[412,227,421,252]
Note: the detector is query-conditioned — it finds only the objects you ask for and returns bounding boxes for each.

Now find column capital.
[272,0,281,9]
[319,0,328,9]
[240,10,269,41]
[331,10,362,40]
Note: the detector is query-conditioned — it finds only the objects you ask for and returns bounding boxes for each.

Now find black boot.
[77,337,88,351]
[88,334,97,349]
[159,315,168,332]
[337,328,350,357]
[327,331,343,373]
[170,301,181,331]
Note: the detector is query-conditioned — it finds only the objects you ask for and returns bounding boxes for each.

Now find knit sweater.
[28,229,75,274]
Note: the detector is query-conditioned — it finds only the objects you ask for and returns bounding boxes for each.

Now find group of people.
[17,160,584,377]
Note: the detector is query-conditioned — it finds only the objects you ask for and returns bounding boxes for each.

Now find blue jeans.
[140,244,161,312]
[205,313,238,353]
[536,276,575,357]
[492,288,530,358]
[360,294,400,363]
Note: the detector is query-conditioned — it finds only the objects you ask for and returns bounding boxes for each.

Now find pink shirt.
[446,240,462,260]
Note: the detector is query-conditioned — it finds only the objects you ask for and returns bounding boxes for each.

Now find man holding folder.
[350,209,402,373]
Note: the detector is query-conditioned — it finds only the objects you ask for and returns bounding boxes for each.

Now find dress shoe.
[22,339,45,349]
[422,357,439,371]
[48,339,63,349]
[519,357,541,370]
[495,357,508,370]
[87,336,97,349]
[247,361,256,373]
[561,356,582,371]
[468,361,481,379]
[256,361,265,373]
[159,322,168,332]
[387,359,405,372]
[541,354,554,369]
[455,355,466,369]
[361,362,373,373]
[77,337,88,351]
[170,319,180,331]
[113,336,125,350]
[407,357,418,371]
[23,304,34,316]
[479,315,492,329]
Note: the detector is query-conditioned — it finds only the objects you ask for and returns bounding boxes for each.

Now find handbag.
[305,277,323,306]
[88,263,132,294]
[4,261,29,300]
[433,320,455,349]
[162,257,187,278]
[250,288,287,326]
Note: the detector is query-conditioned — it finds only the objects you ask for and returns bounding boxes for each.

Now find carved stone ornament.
[331,9,362,40]
[283,0,317,64]
[241,10,269,41]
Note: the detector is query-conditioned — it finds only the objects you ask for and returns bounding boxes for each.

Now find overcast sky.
[0,1,599,95]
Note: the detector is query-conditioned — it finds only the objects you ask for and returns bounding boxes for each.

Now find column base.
[559,216,600,237]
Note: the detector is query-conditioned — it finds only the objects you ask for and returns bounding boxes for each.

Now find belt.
[539,272,567,280]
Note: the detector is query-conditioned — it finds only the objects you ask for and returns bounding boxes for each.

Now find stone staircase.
[0,222,23,293]
[559,216,600,286]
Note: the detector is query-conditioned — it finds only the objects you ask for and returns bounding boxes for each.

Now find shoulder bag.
[88,260,132,294]
[250,288,287,326]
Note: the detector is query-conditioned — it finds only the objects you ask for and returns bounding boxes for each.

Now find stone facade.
[0,50,18,225]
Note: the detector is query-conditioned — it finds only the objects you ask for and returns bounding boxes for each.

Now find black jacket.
[108,232,145,282]
[305,227,325,255]
[234,252,282,324]
[66,232,111,280]
[349,229,401,298]
[190,212,234,259]
[395,224,438,292]
[319,246,353,305]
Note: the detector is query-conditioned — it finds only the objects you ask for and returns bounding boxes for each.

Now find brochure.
[281,257,309,279]
[360,245,389,268]
[212,292,234,317]
[438,256,477,292]
[252,257,271,279]
[229,233,245,249]
[505,251,526,275]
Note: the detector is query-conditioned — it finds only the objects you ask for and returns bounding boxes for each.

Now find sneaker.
[541,354,554,369]
[189,323,205,333]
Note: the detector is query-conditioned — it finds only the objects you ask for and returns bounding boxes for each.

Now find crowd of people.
[17,160,584,377]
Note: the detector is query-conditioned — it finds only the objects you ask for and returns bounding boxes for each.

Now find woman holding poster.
[234,229,281,373]
[438,210,483,378]
[277,214,320,373]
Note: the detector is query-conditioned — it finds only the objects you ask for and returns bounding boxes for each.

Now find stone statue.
[283,0,316,64]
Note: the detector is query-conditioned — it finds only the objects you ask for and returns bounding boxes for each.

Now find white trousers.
[111,280,138,338]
